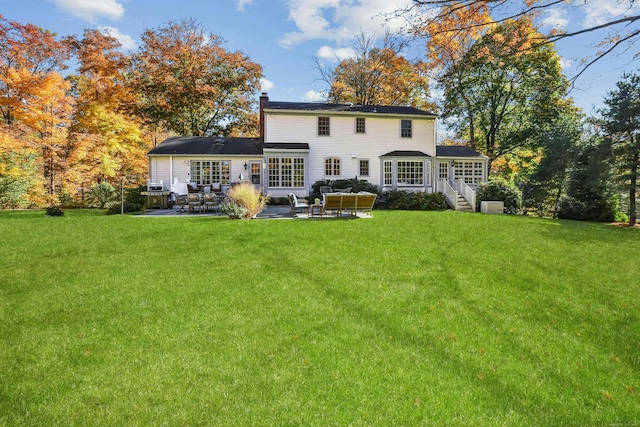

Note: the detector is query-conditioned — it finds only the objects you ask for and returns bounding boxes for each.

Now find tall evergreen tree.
[600,73,640,226]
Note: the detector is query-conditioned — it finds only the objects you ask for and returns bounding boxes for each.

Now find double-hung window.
[318,117,330,136]
[401,119,412,138]
[325,157,341,176]
[359,159,369,176]
[355,117,366,134]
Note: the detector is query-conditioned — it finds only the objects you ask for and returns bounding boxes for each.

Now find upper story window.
[401,119,412,138]
[325,157,341,176]
[355,117,366,134]
[318,116,330,136]
[359,159,369,176]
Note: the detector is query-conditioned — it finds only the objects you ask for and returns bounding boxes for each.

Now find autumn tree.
[130,19,263,137]
[0,15,73,201]
[439,17,568,169]
[600,72,640,226]
[317,32,431,109]
[406,0,640,82]
[67,29,147,194]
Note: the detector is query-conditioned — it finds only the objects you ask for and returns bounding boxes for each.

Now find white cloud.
[316,45,356,61]
[237,0,253,12]
[99,26,136,51]
[279,0,414,48]
[560,57,574,69]
[542,8,569,30]
[260,78,274,91]
[51,0,124,23]
[582,0,640,27]
[302,90,326,102]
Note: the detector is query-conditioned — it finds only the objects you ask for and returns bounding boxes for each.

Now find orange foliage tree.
[318,32,432,109]
[130,19,263,137]
[67,29,149,197]
[0,15,72,204]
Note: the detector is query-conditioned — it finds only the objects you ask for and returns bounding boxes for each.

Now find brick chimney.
[259,92,268,141]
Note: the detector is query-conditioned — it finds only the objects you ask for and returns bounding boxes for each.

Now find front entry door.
[250,161,262,192]
[438,162,449,192]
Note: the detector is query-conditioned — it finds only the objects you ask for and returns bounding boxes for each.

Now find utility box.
[481,201,504,214]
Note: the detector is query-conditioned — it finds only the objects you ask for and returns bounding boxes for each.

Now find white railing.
[441,179,458,210]
[458,179,476,212]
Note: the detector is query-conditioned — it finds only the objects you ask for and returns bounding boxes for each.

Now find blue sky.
[3,0,639,116]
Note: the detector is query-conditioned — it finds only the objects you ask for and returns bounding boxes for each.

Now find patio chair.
[175,194,188,212]
[320,186,333,196]
[288,193,309,216]
[187,193,202,213]
[203,192,219,212]
[333,186,352,193]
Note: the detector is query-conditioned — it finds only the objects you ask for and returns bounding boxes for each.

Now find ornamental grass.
[226,182,269,218]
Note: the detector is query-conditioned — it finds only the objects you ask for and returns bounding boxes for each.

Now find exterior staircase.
[454,193,474,212]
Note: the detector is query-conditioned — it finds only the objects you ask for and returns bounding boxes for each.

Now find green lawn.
[1,209,638,426]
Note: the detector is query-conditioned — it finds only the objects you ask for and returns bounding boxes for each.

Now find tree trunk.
[629,151,638,226]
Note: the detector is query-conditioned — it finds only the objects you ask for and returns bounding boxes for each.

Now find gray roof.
[263,142,310,150]
[265,101,436,116]
[380,150,431,157]
[148,136,263,156]
[436,146,486,158]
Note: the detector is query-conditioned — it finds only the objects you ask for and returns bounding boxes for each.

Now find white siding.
[265,112,436,189]
[148,156,259,188]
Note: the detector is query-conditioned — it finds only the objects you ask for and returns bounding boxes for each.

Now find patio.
[139,205,373,219]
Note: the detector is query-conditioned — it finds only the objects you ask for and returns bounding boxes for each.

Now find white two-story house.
[147,93,488,208]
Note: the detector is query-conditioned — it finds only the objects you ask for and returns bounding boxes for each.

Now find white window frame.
[359,159,370,176]
[318,116,330,136]
[454,161,484,184]
[401,119,412,138]
[268,157,305,188]
[191,160,230,185]
[325,157,341,176]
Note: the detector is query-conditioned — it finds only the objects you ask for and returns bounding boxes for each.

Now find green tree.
[440,18,568,170]
[557,137,622,223]
[600,73,640,226]
[521,108,584,218]
[130,19,263,137]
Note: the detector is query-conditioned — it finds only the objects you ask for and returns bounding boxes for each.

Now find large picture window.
[268,157,305,188]
[397,160,424,185]
[454,161,484,184]
[191,160,230,184]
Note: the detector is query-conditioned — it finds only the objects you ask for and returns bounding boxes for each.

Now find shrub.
[310,178,380,201]
[382,191,447,210]
[126,185,147,206]
[106,202,142,215]
[226,182,269,218]
[476,179,522,213]
[557,194,626,223]
[219,202,248,219]
[45,206,64,217]
[87,182,118,209]
[56,191,76,208]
